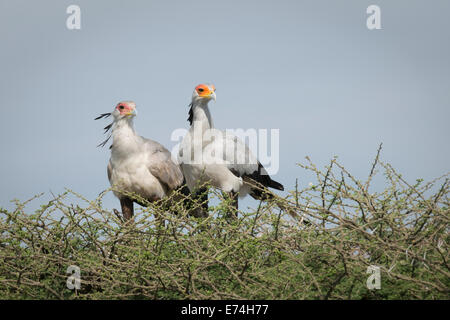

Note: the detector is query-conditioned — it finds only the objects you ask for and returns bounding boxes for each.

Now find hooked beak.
[127,109,137,117]
[210,91,216,102]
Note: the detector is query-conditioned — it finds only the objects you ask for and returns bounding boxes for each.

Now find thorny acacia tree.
[0,148,448,299]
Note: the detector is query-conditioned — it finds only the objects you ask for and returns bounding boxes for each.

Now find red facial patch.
[195,84,215,97]
[116,102,134,115]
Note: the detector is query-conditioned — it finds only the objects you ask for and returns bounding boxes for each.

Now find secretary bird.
[178,84,284,216]
[96,101,187,221]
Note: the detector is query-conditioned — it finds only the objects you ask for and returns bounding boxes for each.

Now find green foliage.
[0,153,448,299]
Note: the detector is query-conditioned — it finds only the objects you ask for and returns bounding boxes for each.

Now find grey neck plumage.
[188,100,214,132]
[111,117,140,155]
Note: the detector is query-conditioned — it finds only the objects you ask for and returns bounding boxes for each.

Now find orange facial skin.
[195,84,216,97]
[116,101,135,115]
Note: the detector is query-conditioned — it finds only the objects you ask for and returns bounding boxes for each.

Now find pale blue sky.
[1,0,449,211]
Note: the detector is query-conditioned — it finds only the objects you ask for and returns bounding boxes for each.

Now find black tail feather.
[268,178,284,191]
[241,162,284,192]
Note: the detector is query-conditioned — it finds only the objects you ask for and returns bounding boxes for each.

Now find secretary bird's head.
[112,101,137,119]
[192,84,216,104]
[94,101,137,147]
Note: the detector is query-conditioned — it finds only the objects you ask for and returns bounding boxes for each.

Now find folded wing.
[204,131,283,198]
[143,138,184,191]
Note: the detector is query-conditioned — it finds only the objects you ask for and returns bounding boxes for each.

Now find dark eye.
[198,88,204,93]
[119,105,124,110]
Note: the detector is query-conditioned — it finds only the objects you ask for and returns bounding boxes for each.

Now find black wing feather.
[244,162,284,191]
[230,162,284,200]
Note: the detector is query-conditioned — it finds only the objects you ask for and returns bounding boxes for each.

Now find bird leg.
[227,191,238,218]
[185,186,209,218]
[194,187,209,218]
[120,197,134,221]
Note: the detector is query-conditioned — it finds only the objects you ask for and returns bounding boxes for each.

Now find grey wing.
[107,161,112,182]
[144,138,184,191]
[215,133,284,191]
[204,131,259,176]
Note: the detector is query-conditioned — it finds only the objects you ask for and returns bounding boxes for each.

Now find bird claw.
[112,208,124,223]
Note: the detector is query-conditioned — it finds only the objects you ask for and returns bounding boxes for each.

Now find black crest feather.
[103,123,113,134]
[94,113,111,120]
[95,112,113,148]
[187,102,194,125]
[97,135,112,148]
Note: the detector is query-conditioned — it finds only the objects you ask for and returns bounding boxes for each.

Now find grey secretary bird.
[96,101,186,221]
[178,84,284,216]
